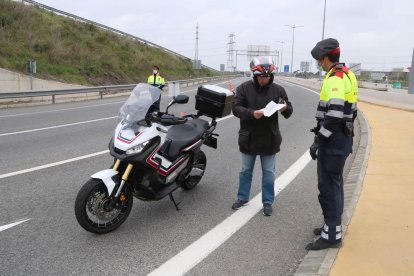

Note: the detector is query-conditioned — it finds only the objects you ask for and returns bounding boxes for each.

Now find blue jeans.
[237,153,276,205]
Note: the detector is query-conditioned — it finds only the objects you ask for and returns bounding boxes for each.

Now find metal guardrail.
[0,75,240,104]
[0,84,136,104]
[19,0,218,72]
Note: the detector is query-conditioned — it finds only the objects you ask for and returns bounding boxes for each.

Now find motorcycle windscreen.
[119,83,161,124]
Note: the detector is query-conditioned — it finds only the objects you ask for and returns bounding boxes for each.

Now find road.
[0,77,357,275]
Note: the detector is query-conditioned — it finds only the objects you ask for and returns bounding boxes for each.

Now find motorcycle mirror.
[166,95,189,114]
[174,95,189,104]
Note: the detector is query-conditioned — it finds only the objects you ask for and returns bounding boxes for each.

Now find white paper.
[260,101,286,117]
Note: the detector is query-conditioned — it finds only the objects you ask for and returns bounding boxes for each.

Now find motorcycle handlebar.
[150,112,187,126]
[148,112,217,129]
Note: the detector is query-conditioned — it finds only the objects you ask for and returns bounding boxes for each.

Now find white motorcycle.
[75,83,233,234]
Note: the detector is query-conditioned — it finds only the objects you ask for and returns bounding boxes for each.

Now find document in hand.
[260,101,286,117]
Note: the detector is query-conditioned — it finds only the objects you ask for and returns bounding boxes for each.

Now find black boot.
[313,227,323,236]
[306,237,342,251]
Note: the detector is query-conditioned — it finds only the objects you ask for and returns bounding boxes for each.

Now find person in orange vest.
[147,65,166,112]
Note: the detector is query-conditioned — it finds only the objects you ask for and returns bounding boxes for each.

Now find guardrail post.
[175,82,180,96]
[168,82,175,97]
[52,94,55,104]
[100,91,103,99]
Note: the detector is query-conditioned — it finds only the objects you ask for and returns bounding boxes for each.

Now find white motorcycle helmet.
[250,56,276,85]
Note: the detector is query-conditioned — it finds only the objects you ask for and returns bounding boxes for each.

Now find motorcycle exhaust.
[188,167,204,177]
[166,159,189,184]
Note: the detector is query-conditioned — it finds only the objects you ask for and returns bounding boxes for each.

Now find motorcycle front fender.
[91,169,119,195]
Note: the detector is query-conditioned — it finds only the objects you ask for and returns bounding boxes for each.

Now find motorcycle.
[74,83,222,234]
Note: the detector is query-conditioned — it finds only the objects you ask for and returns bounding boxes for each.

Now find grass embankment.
[0,0,217,85]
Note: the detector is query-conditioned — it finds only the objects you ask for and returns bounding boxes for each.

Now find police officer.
[306,38,358,250]
[147,65,166,112]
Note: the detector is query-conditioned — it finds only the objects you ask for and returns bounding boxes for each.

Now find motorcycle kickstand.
[169,193,181,211]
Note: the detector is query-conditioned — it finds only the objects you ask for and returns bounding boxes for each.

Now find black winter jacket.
[232,80,293,155]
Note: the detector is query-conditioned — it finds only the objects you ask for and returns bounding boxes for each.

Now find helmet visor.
[251,64,275,77]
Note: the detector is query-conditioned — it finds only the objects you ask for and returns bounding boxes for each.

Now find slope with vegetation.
[0,0,216,85]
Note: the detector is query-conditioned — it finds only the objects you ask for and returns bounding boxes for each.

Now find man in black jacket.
[231,56,293,216]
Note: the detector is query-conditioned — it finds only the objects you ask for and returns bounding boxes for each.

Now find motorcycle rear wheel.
[181,150,207,190]
[74,178,133,234]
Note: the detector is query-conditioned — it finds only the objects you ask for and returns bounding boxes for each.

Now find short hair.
[326,54,340,63]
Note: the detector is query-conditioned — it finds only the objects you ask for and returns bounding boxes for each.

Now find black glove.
[310,126,319,133]
[309,135,325,160]
[310,121,322,133]
[309,141,319,160]
[344,121,354,137]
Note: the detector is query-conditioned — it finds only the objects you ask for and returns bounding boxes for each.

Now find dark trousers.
[317,131,352,243]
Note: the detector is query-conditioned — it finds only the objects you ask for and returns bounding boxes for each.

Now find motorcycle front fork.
[109,159,133,207]
[112,159,181,211]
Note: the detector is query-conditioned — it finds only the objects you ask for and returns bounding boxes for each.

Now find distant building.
[300,61,310,72]
[349,63,361,76]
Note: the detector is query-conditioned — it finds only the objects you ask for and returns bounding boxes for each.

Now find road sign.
[284,65,289,73]
[247,45,270,60]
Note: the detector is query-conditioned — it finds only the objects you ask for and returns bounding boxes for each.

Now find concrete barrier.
[0,68,84,93]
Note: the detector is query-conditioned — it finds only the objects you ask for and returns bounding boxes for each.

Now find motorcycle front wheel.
[74,178,133,234]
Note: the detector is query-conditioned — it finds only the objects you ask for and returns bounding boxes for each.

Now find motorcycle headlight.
[126,141,149,155]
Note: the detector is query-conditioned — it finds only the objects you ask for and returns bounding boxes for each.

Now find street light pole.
[322,0,327,39]
[285,24,304,73]
[277,41,288,72]
[318,0,328,79]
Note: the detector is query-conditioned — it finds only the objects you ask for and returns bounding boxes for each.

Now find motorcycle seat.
[161,119,209,160]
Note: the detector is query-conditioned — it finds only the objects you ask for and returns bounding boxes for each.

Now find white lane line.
[279,80,320,95]
[216,114,234,121]
[0,218,31,232]
[0,101,124,118]
[0,116,117,137]
[148,150,312,276]
[0,150,109,179]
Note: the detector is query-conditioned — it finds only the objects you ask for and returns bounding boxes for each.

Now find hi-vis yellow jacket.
[147,74,165,86]
[344,68,358,120]
[316,63,358,138]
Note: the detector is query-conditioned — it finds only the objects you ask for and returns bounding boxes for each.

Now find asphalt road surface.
[0,77,356,275]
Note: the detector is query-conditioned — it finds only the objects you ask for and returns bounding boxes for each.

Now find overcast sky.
[34,0,414,72]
